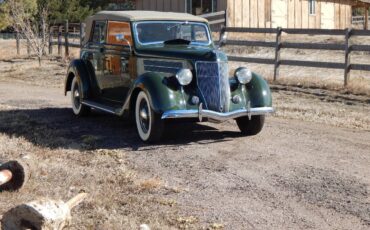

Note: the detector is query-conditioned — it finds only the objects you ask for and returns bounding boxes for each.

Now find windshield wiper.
[163,39,191,45]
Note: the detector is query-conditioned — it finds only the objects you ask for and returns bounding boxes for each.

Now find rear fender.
[64,59,91,98]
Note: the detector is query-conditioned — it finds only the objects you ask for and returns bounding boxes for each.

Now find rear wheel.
[135,91,164,142]
[236,115,265,136]
[71,77,90,116]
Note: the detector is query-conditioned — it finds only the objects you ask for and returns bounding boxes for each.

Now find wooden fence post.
[64,20,69,56]
[273,27,282,81]
[26,40,31,55]
[79,22,84,47]
[48,27,53,55]
[58,25,62,56]
[224,10,229,28]
[16,32,20,55]
[344,28,352,87]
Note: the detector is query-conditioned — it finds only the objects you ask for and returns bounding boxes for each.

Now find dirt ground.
[0,40,369,229]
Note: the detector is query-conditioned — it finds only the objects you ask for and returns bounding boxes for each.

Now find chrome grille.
[196,61,231,112]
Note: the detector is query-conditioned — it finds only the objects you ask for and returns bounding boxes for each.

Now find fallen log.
[1,193,88,230]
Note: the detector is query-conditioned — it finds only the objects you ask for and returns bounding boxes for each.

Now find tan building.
[134,0,370,29]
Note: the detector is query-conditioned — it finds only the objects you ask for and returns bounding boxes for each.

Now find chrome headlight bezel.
[235,67,253,84]
[176,69,193,86]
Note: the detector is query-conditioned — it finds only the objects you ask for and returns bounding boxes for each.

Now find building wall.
[227,0,264,27]
[135,0,353,29]
[136,0,186,12]
[135,0,227,13]
[226,0,353,29]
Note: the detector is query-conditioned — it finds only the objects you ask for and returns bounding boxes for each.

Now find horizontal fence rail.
[2,32,34,55]
[220,27,370,86]
[0,33,16,40]
[48,20,84,56]
[352,15,370,24]
[200,10,227,31]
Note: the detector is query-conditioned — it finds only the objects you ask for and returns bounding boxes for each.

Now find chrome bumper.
[161,104,274,122]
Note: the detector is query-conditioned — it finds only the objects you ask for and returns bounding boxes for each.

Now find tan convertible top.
[83,11,208,45]
[90,11,207,22]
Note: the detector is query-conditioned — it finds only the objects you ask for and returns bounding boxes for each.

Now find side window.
[191,0,217,15]
[107,21,132,46]
[91,21,107,44]
[192,25,208,42]
[309,0,316,15]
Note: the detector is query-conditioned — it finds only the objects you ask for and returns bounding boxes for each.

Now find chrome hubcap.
[139,100,150,134]
[74,90,80,98]
[140,108,148,120]
[72,84,81,109]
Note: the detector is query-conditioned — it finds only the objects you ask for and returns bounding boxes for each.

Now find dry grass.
[208,223,225,230]
[0,87,202,229]
[0,40,68,88]
[222,33,370,96]
[0,128,192,229]
[174,216,199,229]
[272,88,370,130]
[138,178,163,191]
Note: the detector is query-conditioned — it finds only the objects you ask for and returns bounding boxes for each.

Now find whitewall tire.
[135,91,164,142]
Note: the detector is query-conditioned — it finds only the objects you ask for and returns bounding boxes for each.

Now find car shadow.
[0,107,243,151]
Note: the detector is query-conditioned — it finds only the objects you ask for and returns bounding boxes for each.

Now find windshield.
[134,21,211,46]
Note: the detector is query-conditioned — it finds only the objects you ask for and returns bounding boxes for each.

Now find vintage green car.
[65,11,274,142]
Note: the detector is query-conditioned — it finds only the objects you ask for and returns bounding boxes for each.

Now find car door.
[101,21,134,102]
[82,20,107,98]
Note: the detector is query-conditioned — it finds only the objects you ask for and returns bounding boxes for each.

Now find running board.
[81,100,121,115]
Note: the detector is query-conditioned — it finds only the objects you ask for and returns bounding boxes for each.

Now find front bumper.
[161,103,274,122]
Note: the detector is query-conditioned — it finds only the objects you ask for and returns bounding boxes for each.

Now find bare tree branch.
[8,0,49,66]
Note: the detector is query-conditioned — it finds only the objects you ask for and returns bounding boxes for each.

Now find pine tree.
[47,0,92,23]
[0,0,37,30]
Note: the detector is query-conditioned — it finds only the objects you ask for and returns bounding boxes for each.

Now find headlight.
[176,69,193,86]
[235,67,252,84]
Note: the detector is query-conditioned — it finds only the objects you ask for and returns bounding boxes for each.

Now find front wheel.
[236,115,265,136]
[135,91,164,143]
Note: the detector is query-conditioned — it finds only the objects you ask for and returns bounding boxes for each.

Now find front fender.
[246,73,272,108]
[64,59,91,98]
[131,72,187,114]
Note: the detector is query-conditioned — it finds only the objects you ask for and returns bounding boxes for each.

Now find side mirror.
[115,33,125,42]
[115,33,132,53]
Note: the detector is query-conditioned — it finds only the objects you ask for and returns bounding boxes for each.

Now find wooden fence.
[352,15,370,24]
[4,20,84,56]
[48,20,84,56]
[220,27,370,86]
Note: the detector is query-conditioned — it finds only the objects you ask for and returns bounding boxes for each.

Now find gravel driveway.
[0,80,369,229]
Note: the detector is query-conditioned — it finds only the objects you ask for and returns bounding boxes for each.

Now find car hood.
[135,44,228,62]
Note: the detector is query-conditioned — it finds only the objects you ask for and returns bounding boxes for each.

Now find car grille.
[196,61,231,112]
